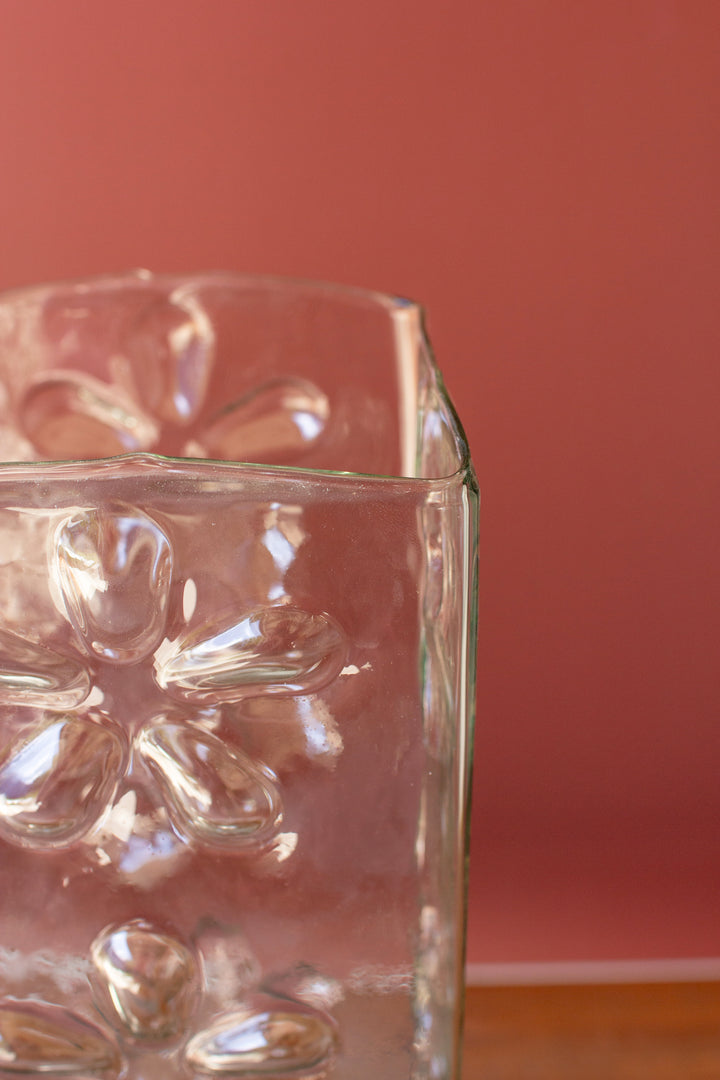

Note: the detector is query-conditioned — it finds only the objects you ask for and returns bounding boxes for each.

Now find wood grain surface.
[463,982,720,1078]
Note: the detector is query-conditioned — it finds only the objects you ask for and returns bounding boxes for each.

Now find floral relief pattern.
[0,499,346,1078]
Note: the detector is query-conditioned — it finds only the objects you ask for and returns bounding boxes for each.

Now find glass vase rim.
[0,269,475,486]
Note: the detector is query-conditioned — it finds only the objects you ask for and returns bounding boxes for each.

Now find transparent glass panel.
[0,273,478,1080]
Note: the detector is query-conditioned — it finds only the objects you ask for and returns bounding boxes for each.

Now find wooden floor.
[463,982,720,1078]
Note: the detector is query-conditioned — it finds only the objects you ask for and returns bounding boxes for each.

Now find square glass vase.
[0,272,478,1080]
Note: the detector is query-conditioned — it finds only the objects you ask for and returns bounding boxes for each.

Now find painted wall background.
[1,0,718,965]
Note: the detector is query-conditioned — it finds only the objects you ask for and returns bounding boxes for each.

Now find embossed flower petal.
[136,719,282,851]
[184,997,337,1077]
[91,918,199,1042]
[0,997,122,1074]
[154,608,346,704]
[52,504,173,664]
[18,370,159,459]
[187,378,329,464]
[0,628,90,708]
[0,711,126,850]
[124,291,215,424]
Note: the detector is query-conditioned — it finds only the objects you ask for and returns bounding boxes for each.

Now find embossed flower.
[0,501,347,864]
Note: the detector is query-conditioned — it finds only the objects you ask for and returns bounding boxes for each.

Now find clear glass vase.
[0,272,478,1080]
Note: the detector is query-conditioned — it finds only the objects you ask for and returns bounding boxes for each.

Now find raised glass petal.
[0,997,122,1074]
[188,378,329,464]
[0,711,126,850]
[154,607,346,703]
[52,503,173,663]
[91,918,199,1041]
[18,371,159,459]
[0,628,90,708]
[124,289,215,424]
[136,719,282,851]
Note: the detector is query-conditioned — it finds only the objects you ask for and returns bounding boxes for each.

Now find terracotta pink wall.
[1,1,719,964]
